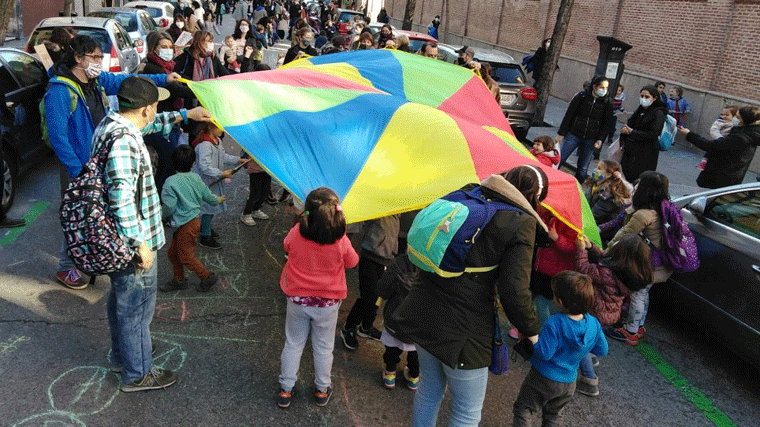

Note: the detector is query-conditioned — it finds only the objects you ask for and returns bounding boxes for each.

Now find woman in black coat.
[620,85,667,181]
[679,105,760,188]
[173,30,230,83]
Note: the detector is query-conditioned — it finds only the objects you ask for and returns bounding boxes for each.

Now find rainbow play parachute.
[183,49,600,243]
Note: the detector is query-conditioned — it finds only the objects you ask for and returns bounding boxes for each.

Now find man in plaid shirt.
[92,76,212,392]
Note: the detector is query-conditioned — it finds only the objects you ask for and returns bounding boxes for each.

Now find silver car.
[88,8,158,59]
[26,17,140,74]
[657,182,760,370]
[123,1,176,29]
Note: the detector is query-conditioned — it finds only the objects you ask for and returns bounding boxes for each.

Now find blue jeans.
[579,353,596,379]
[412,347,489,427]
[534,295,560,326]
[107,255,158,384]
[559,132,596,182]
[200,214,213,237]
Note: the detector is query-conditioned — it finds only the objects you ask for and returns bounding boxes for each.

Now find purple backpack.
[60,130,138,275]
[655,200,700,273]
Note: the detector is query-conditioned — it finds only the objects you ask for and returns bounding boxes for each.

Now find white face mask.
[640,97,653,108]
[732,116,740,126]
[206,42,215,53]
[240,25,249,32]
[595,88,607,97]
[82,61,102,79]
[158,48,174,61]
[176,21,185,29]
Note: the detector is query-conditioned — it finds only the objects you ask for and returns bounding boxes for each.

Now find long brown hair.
[190,30,213,59]
[502,165,549,209]
[602,234,652,291]
[299,187,346,244]
[589,160,631,205]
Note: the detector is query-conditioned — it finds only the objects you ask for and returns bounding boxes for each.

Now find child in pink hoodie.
[530,135,560,168]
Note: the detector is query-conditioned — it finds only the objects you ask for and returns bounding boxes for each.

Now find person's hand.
[583,235,592,249]
[221,169,233,178]
[548,224,559,242]
[218,195,226,203]
[136,242,153,270]
[244,45,254,58]
[575,236,586,251]
[612,171,622,180]
[620,125,632,135]
[186,106,213,122]
[555,134,564,144]
[527,335,538,344]
[677,126,690,135]
[594,140,602,149]
[166,72,181,84]
[238,158,249,164]
[295,51,306,59]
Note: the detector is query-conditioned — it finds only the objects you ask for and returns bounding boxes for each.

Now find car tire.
[1,147,17,214]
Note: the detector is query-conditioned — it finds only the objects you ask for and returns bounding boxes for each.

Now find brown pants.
[167,218,209,281]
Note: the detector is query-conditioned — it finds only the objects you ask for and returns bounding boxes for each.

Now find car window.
[91,12,138,32]
[338,12,361,23]
[165,5,174,16]
[706,191,760,239]
[140,13,157,31]
[0,52,45,87]
[489,64,525,84]
[141,7,162,17]
[409,39,426,53]
[113,23,134,49]
[28,27,113,55]
[0,63,20,95]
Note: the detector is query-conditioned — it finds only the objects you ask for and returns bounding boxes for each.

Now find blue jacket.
[531,313,608,383]
[44,63,168,178]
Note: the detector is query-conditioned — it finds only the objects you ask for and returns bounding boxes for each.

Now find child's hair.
[254,63,271,71]
[602,234,652,291]
[299,187,346,244]
[591,160,631,204]
[672,86,683,97]
[501,165,549,209]
[533,135,555,152]
[257,24,265,32]
[191,121,222,147]
[173,144,196,172]
[224,35,234,43]
[550,271,594,315]
[632,171,669,211]
[724,105,738,116]
[617,84,624,92]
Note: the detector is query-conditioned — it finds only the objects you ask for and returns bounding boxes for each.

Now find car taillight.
[109,46,122,72]
[159,18,168,27]
[521,87,538,101]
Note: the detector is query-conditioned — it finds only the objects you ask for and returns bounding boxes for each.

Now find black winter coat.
[140,60,195,113]
[558,88,614,141]
[620,99,667,181]
[394,179,543,370]
[379,254,419,344]
[687,124,760,188]
[173,51,230,81]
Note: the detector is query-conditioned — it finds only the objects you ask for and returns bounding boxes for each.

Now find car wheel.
[1,148,17,213]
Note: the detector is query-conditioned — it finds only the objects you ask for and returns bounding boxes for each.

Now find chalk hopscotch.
[0,335,30,356]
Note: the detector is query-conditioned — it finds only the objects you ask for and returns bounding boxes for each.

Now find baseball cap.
[117,76,170,109]
[456,45,475,56]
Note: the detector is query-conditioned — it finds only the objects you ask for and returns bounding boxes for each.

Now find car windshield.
[133,6,162,17]
[90,12,138,32]
[27,27,112,55]
[338,12,362,23]
[490,65,525,84]
[409,39,426,53]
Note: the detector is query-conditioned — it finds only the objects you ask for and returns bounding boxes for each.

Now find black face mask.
[359,44,368,50]
[457,57,466,65]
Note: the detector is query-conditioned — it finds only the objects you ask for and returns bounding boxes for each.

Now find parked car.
[123,1,175,29]
[335,8,365,36]
[0,49,50,212]
[653,182,760,371]
[88,8,158,59]
[372,28,435,53]
[436,42,459,63]
[26,17,140,74]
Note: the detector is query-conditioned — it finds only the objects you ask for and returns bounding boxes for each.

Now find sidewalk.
[527,96,759,198]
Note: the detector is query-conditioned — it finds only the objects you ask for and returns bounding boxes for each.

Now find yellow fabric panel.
[341,103,478,223]
[283,61,376,90]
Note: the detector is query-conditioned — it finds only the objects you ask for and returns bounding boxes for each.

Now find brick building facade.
[385,0,760,103]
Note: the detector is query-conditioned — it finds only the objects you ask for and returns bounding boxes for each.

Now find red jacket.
[531,149,560,167]
[574,245,630,326]
[533,212,576,277]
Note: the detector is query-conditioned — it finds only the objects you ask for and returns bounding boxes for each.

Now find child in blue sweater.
[513,271,608,427]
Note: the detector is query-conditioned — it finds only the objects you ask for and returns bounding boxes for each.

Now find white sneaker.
[240,213,256,226]
[251,209,269,220]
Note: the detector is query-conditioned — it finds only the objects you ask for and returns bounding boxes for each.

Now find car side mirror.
[688,196,707,217]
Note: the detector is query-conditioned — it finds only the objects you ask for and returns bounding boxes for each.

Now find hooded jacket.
[574,245,631,327]
[394,174,547,370]
[531,148,560,167]
[686,124,760,189]
[558,88,614,141]
[44,62,168,178]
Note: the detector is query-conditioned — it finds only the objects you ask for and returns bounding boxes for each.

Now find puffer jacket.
[558,88,614,141]
[394,175,547,370]
[608,206,672,283]
[574,245,629,326]
[686,124,760,189]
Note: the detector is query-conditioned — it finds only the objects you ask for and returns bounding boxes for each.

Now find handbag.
[489,295,509,375]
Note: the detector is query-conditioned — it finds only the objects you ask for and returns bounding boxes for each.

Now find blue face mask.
[732,116,740,126]
[591,171,604,181]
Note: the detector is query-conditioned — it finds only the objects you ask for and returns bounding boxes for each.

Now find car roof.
[37,17,113,28]
[90,7,148,15]
[124,0,172,6]
[472,48,516,64]
[337,8,363,14]
[395,29,435,41]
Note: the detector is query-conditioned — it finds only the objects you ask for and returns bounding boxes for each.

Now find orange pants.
[167,218,210,281]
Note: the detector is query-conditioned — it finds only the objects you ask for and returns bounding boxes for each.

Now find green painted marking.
[156,295,268,300]
[0,201,50,246]
[152,331,259,343]
[636,340,737,427]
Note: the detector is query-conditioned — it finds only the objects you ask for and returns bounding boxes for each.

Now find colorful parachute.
[182,49,600,243]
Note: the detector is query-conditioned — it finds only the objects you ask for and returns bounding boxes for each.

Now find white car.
[88,8,158,59]
[123,1,175,29]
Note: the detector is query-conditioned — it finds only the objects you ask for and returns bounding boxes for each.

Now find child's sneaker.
[591,354,599,367]
[240,213,256,226]
[382,370,396,389]
[277,388,292,408]
[341,326,358,351]
[199,236,222,250]
[198,273,219,293]
[357,326,382,341]
[251,209,270,220]
[403,367,419,391]
[606,326,639,346]
[120,368,177,392]
[159,279,188,293]
[576,376,599,397]
[56,269,86,290]
[637,326,647,339]
[314,387,333,406]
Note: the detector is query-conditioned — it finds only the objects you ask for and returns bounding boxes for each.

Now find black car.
[0,48,50,213]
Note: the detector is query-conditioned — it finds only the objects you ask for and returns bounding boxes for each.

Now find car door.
[0,51,48,163]
[112,22,139,73]
[679,190,760,334]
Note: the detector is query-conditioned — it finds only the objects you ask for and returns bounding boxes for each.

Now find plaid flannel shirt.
[90,110,181,251]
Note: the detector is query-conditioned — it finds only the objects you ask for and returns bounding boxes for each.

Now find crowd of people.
[1,1,757,425]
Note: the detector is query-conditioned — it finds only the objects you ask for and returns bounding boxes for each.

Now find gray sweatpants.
[513,368,575,427]
[279,299,340,393]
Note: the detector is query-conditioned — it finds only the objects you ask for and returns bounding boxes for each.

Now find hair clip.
[304,210,310,216]
[335,204,343,212]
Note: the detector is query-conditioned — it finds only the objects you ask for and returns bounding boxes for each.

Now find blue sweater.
[44,64,168,178]
[531,313,608,383]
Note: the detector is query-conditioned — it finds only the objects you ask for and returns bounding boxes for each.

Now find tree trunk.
[532,0,575,126]
[402,0,416,31]
[63,0,74,16]
[0,0,14,46]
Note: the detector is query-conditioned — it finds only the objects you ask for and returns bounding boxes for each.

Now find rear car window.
[409,39,425,53]
[140,13,157,31]
[338,12,362,23]
[0,52,45,87]
[136,6,162,17]
[27,27,113,55]
[90,12,138,32]
[490,64,525,85]
[707,191,760,239]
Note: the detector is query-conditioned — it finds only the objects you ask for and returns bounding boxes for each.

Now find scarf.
[147,53,176,74]
[191,130,220,148]
[192,51,215,82]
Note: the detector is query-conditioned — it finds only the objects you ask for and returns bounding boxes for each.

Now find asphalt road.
[2,17,760,427]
